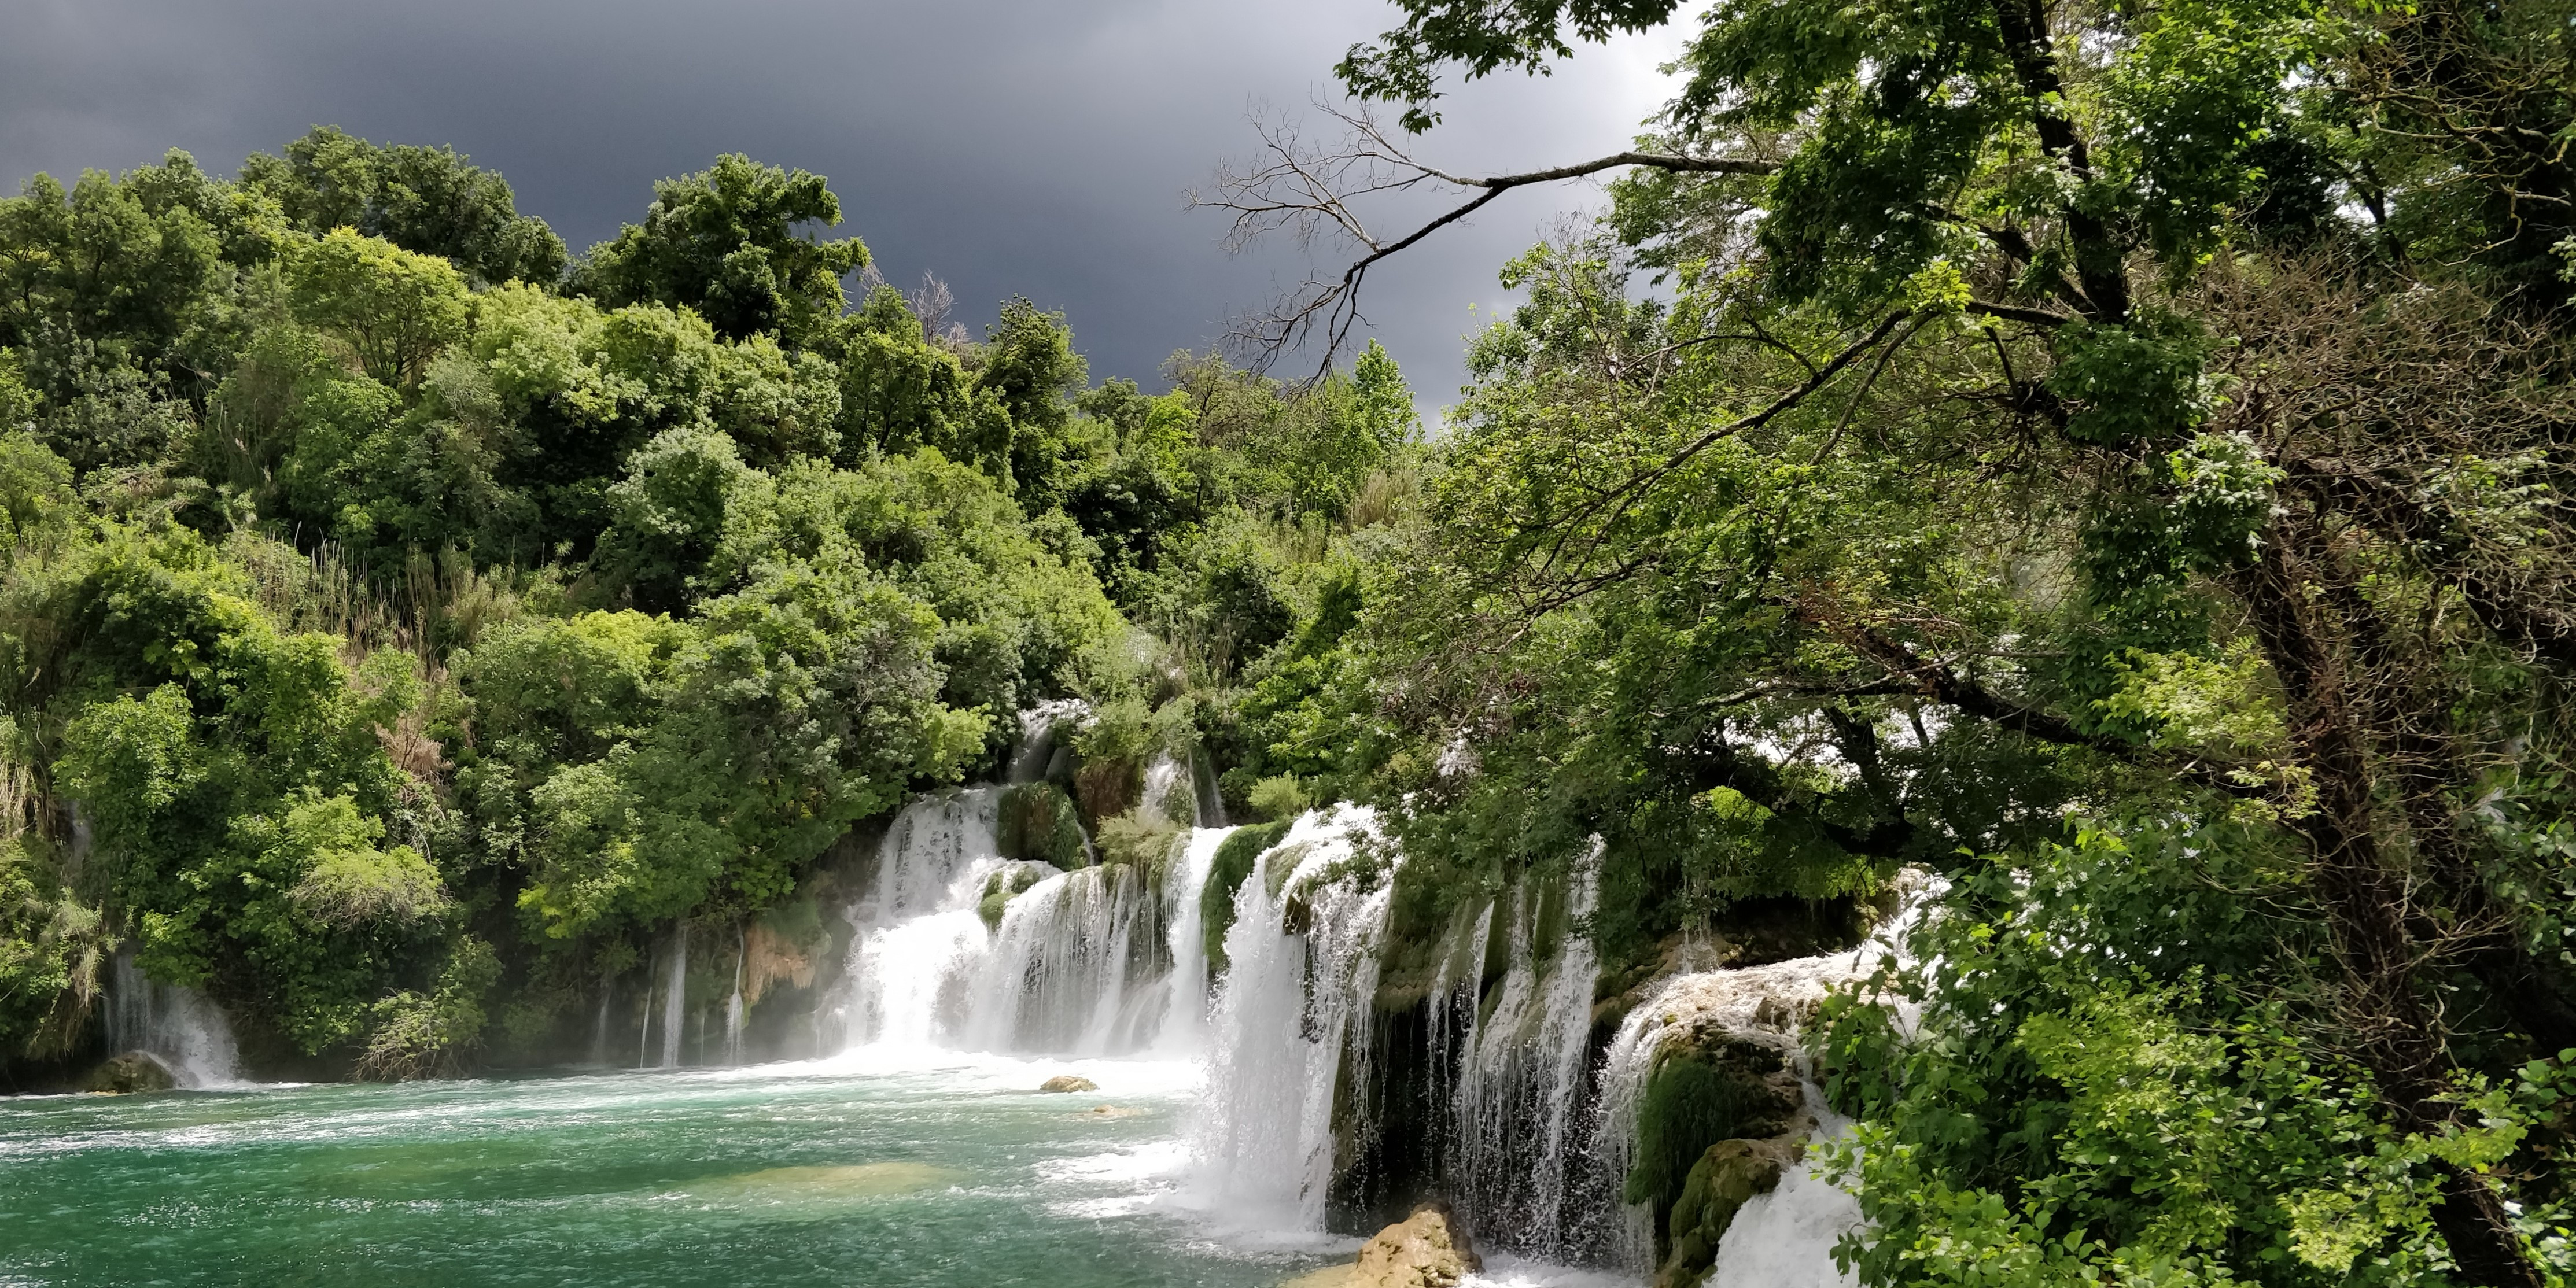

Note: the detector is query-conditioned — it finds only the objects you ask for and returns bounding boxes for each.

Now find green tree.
[241,126,567,285]
[287,228,473,388]
[575,154,868,346]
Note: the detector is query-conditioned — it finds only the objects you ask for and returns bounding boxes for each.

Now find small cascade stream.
[104,952,246,1088]
[659,922,688,1068]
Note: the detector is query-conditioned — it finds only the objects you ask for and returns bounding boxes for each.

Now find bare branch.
[1195,102,1779,373]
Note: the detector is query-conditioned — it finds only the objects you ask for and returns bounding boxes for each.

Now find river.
[0,1048,1628,1288]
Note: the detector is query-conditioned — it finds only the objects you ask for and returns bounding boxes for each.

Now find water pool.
[0,1051,1366,1288]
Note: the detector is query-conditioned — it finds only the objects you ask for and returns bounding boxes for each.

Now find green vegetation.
[1292,0,2576,1281]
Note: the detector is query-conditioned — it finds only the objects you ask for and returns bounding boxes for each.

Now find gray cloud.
[1,0,1686,405]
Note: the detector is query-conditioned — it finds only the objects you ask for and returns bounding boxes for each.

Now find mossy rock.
[997,781,1090,870]
[1626,1031,1803,1260]
[80,1051,175,1094]
[1655,1138,1793,1288]
[1202,820,1291,973]
[979,863,1053,931]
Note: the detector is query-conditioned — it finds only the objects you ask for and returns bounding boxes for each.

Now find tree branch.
[1196,103,1778,372]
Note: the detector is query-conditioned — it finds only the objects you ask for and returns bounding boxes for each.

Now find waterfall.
[1137,752,1190,825]
[1193,806,1396,1230]
[830,789,1223,1057]
[1008,700,1088,783]
[835,789,1014,1049]
[1583,870,1945,1281]
[1191,748,1227,829]
[1152,826,1232,1055]
[591,978,612,1065]
[105,952,246,1089]
[967,862,1156,1053]
[723,924,747,1065]
[660,921,688,1068]
[1704,1089,1864,1288]
[1447,840,1603,1259]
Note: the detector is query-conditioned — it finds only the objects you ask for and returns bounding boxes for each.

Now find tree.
[241,126,567,285]
[287,228,473,389]
[574,154,868,346]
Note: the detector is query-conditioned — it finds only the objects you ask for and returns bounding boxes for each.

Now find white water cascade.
[1193,806,1397,1230]
[1583,872,1944,1285]
[1445,839,1605,1259]
[1008,700,1089,783]
[828,788,1226,1057]
[722,924,747,1065]
[105,952,246,1088]
[659,922,687,1068]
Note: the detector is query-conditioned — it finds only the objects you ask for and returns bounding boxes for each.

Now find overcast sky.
[1,0,1690,409]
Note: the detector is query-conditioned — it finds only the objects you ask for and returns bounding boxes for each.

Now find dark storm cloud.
[0,0,1684,404]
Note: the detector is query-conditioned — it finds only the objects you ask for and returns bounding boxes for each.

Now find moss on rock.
[996,781,1089,870]
[1626,1029,1804,1260]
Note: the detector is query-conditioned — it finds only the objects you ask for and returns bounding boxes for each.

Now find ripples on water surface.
[0,1050,1387,1288]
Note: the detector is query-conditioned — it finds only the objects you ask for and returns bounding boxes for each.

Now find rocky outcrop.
[1276,1201,1484,1288]
[79,1051,175,1094]
[997,781,1090,870]
[1037,1074,1097,1092]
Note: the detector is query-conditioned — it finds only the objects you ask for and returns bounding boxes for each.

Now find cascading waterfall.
[835,789,1014,1048]
[1189,748,1227,829]
[1193,806,1396,1230]
[591,979,612,1065]
[104,951,246,1089]
[831,788,1225,1057]
[1583,872,1944,1283]
[1008,700,1088,783]
[968,862,1156,1053]
[1446,839,1604,1259]
[1152,825,1230,1054]
[1137,751,1191,825]
[723,924,747,1065]
[659,921,687,1068]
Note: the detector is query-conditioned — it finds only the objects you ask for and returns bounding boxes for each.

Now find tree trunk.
[2240,518,2544,1288]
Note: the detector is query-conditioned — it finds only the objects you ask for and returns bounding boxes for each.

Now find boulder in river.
[1038,1074,1098,1093]
[1351,1201,1481,1288]
[79,1051,175,1094]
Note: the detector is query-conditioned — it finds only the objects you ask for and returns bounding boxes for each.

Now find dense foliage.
[1286,0,2576,1282]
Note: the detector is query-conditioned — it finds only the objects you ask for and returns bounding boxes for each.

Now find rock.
[1348,1201,1481,1288]
[1653,1136,1801,1288]
[1038,1075,1098,1093]
[1278,1265,1356,1288]
[79,1051,175,1094]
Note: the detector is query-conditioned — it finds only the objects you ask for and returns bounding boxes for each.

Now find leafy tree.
[241,126,567,285]
[575,154,868,346]
[286,227,473,389]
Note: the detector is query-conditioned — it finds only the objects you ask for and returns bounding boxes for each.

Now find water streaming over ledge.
[103,951,246,1089]
[827,788,1226,1059]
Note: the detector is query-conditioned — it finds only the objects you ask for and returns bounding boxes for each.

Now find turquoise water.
[0,1052,1345,1288]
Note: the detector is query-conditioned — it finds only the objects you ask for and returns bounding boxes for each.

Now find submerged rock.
[1038,1074,1098,1093]
[80,1051,175,1094]
[1351,1201,1481,1288]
